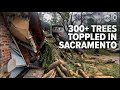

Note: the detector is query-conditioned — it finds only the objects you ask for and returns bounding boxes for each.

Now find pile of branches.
[39,38,115,78]
[41,58,90,78]
[41,58,115,78]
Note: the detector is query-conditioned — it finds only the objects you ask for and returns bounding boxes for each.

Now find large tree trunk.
[29,12,46,59]
[29,12,46,50]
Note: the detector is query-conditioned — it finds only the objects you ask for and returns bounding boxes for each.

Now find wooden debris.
[84,60,96,63]
[103,59,116,64]
[69,70,80,78]
[42,69,55,78]
[69,70,74,76]
[72,76,77,78]
[74,63,81,67]
[73,73,80,78]
[49,70,56,78]
[59,64,69,76]
[47,70,55,78]
[48,60,65,70]
[95,72,103,76]
[56,66,66,78]
[24,69,44,78]
[94,76,114,78]
[79,69,89,78]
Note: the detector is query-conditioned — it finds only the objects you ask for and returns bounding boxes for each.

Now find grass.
[65,51,120,78]
[65,63,75,70]
[45,37,120,78]
[85,49,119,56]
[96,63,120,78]
[47,39,120,78]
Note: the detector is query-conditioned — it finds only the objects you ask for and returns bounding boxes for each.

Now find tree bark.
[48,60,65,70]
[56,66,66,78]
[79,69,89,78]
[59,64,69,76]
[42,69,55,78]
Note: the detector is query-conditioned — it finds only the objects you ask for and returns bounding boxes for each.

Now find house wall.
[0,15,11,74]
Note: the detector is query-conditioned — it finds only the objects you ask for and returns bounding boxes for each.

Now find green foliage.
[40,42,53,69]
[39,40,61,69]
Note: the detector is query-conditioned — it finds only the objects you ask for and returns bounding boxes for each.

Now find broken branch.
[79,69,89,78]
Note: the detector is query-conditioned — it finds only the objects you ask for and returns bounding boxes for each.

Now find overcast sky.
[38,12,117,24]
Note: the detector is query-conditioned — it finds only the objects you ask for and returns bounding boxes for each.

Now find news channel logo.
[104,14,117,22]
